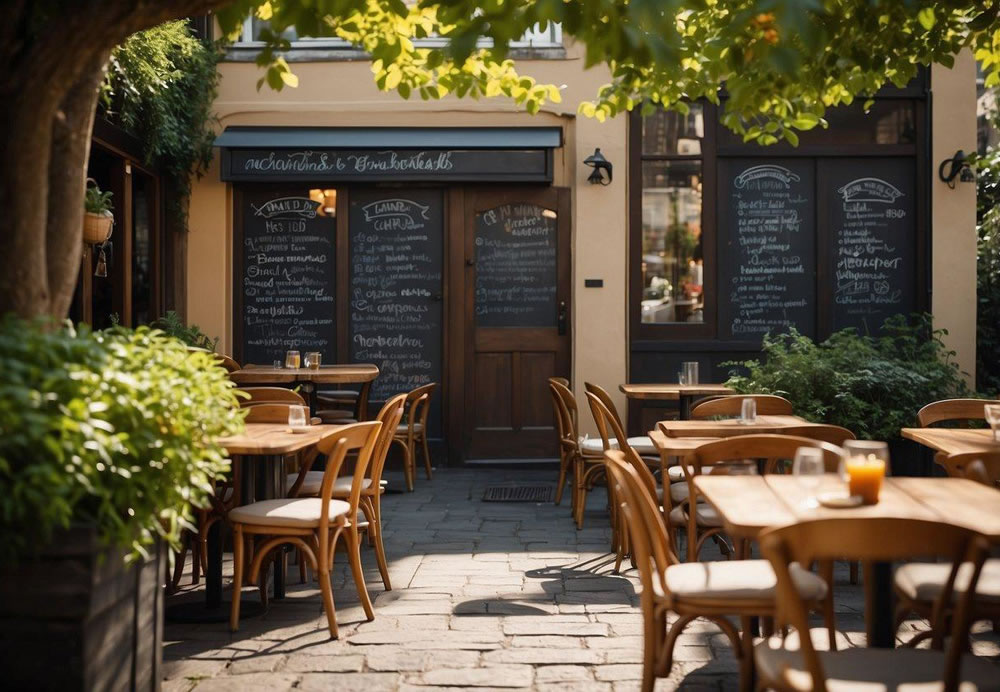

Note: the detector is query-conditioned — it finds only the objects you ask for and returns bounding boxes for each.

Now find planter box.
[0,526,164,691]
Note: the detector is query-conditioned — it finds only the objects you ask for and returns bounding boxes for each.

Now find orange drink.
[846,456,886,505]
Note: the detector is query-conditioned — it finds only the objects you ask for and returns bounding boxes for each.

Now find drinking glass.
[288,405,308,429]
[841,440,888,504]
[306,352,322,370]
[793,447,825,507]
[285,350,300,369]
[272,359,283,369]
[739,398,757,425]
[985,404,1000,442]
[682,362,699,385]
[678,370,688,386]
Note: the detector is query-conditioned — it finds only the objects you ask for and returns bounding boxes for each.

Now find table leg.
[303,382,317,416]
[260,456,286,599]
[679,394,693,420]
[205,519,222,609]
[868,561,895,647]
[357,380,373,421]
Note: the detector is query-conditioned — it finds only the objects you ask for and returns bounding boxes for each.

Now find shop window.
[637,106,706,325]
[131,172,155,326]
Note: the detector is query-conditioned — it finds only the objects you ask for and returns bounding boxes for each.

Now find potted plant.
[83,178,115,245]
[0,317,244,690]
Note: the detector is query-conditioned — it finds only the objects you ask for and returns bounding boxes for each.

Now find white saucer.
[817,492,864,509]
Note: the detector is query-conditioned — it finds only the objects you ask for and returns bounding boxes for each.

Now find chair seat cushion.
[669,503,721,527]
[229,498,350,528]
[317,389,359,399]
[894,559,1000,604]
[288,472,374,497]
[579,436,656,455]
[666,560,827,601]
[316,410,357,424]
[754,641,1000,692]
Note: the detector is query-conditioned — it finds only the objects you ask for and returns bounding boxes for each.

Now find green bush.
[975,147,1000,395]
[723,314,969,441]
[151,310,219,351]
[0,317,244,564]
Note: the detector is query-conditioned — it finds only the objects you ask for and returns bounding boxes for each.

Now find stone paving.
[163,467,999,691]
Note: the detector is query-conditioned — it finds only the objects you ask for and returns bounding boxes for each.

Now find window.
[637,106,706,325]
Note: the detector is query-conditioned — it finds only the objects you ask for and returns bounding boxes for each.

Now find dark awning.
[214,126,563,150]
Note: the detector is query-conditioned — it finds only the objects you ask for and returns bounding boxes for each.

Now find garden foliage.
[976,146,1000,395]
[151,310,219,352]
[0,317,243,563]
[724,315,968,441]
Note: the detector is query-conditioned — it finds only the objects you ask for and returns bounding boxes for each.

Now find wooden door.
[462,187,571,459]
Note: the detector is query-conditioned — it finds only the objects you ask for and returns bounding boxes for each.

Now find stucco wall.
[931,51,978,384]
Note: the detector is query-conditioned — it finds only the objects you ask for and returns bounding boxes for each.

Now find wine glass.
[793,447,825,507]
[985,404,1000,442]
[288,405,308,430]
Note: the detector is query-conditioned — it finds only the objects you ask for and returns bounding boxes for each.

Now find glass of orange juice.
[285,350,300,369]
[841,440,888,504]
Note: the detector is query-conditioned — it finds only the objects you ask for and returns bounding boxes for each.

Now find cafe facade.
[185,29,979,463]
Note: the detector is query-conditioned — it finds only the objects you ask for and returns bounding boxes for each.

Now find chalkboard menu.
[825,158,915,332]
[719,160,816,339]
[239,190,336,364]
[475,203,558,327]
[349,190,443,431]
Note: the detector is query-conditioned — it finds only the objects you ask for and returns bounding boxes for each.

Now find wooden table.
[620,383,733,420]
[658,414,811,438]
[231,364,379,419]
[168,423,347,623]
[901,427,1000,456]
[694,474,1000,647]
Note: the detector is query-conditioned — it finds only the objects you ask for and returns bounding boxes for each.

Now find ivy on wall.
[975,146,1000,395]
[101,20,221,229]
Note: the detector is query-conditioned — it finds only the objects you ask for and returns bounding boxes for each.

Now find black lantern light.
[938,150,975,189]
[583,148,613,185]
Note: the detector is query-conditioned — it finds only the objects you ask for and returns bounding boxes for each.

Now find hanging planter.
[83,178,114,246]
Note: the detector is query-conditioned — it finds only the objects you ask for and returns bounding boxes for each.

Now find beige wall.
[187,45,629,428]
[931,51,978,384]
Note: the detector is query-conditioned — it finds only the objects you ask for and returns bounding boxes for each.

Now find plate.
[817,492,863,509]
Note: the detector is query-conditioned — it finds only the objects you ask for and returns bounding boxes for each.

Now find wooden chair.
[756,517,996,692]
[583,382,658,456]
[229,421,382,638]
[892,451,1000,646]
[550,381,604,528]
[390,382,436,492]
[690,394,793,419]
[215,354,241,373]
[605,452,832,692]
[237,387,306,406]
[287,393,407,589]
[791,424,856,446]
[684,435,843,562]
[550,376,569,388]
[916,398,1000,427]
[548,378,575,505]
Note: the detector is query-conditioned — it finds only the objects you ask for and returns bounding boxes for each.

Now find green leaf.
[917,8,936,31]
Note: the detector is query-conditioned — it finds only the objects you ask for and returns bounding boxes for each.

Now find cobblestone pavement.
[164,468,999,691]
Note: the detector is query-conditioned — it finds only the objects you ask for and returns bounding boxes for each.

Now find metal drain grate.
[482,485,554,503]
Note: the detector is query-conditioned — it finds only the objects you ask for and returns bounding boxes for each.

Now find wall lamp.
[938,150,975,189]
[584,148,613,185]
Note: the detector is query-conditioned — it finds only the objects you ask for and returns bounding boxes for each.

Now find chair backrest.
[691,434,844,477]
[941,451,1000,486]
[215,354,241,373]
[585,390,625,453]
[314,421,382,530]
[690,394,793,419]
[548,382,574,449]
[401,382,437,436]
[759,517,989,692]
[244,403,308,424]
[549,376,569,388]
[583,382,626,431]
[916,398,1000,427]
[791,424,856,446]
[368,393,407,485]
[237,387,306,407]
[550,381,582,450]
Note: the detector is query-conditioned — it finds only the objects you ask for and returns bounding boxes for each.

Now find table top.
[230,364,379,385]
[901,427,1000,456]
[694,474,1000,540]
[648,429,720,459]
[218,423,349,455]
[619,383,733,401]
[658,414,811,438]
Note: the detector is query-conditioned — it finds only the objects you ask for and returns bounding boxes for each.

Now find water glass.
[739,398,757,425]
[793,447,825,507]
[677,370,688,386]
[682,361,699,385]
[288,405,308,429]
[985,404,1000,442]
[304,352,322,370]
[285,350,300,369]
[272,359,283,369]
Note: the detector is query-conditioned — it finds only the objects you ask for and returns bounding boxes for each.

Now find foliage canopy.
[214,1,1000,145]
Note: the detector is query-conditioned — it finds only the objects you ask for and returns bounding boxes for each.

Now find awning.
[214,126,563,150]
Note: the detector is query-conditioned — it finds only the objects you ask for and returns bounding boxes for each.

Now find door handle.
[557,301,568,335]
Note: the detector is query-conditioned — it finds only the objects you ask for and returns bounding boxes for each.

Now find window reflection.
[640,161,704,323]
[642,106,704,155]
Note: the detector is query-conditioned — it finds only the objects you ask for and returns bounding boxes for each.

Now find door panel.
[463,187,571,459]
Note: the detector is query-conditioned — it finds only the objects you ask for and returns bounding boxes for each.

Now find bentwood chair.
[756,518,997,692]
[916,398,1000,427]
[390,383,436,492]
[287,393,406,589]
[550,381,604,528]
[690,394,793,419]
[606,453,831,692]
[939,451,1000,484]
[583,382,659,456]
[548,378,575,505]
[230,421,382,638]
[791,424,856,446]
[237,387,306,406]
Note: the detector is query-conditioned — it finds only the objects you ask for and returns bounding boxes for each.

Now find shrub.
[151,310,219,351]
[0,317,244,564]
[723,314,969,441]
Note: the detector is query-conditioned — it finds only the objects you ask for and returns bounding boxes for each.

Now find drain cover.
[483,485,554,503]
